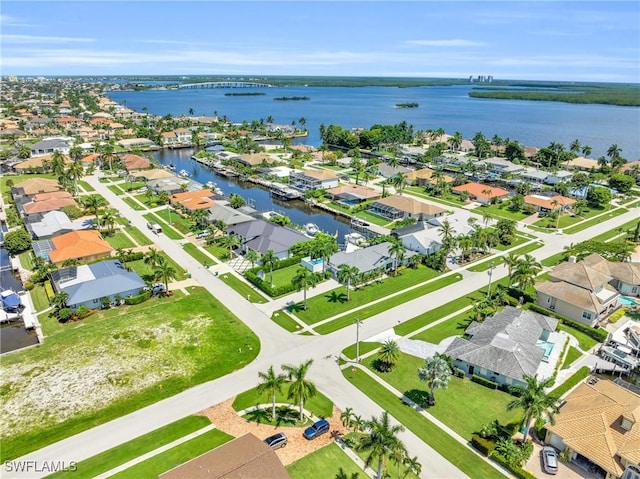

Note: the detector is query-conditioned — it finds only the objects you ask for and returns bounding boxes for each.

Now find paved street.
[4,173,639,478]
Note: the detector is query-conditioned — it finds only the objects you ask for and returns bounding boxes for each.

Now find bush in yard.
[44,281,55,301]
[453,367,465,378]
[471,434,496,456]
[23,281,34,291]
[57,308,73,323]
[472,375,498,389]
[490,451,536,479]
[3,229,32,255]
[527,304,609,342]
[124,290,152,305]
[74,305,90,319]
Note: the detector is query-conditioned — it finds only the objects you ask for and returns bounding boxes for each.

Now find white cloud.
[405,39,487,47]
[2,34,95,44]
[0,14,34,27]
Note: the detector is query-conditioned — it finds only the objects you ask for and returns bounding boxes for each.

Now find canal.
[153,148,354,242]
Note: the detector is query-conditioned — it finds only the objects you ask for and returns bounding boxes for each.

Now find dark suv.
[303,419,330,440]
[263,432,287,450]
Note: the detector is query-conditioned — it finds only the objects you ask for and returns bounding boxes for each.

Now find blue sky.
[2,1,639,82]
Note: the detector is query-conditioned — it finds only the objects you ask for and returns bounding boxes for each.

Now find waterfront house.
[51,260,146,310]
[33,230,113,265]
[234,152,276,168]
[13,154,72,173]
[451,182,509,204]
[545,170,574,185]
[391,221,443,255]
[367,195,446,221]
[405,168,454,187]
[147,177,184,195]
[227,219,309,259]
[375,163,412,179]
[120,153,152,171]
[131,168,175,182]
[161,128,193,147]
[116,138,157,149]
[30,138,70,156]
[477,157,525,177]
[26,211,93,240]
[523,194,576,213]
[327,241,410,278]
[561,156,600,171]
[544,379,640,479]
[170,189,216,211]
[325,184,380,205]
[520,169,550,185]
[289,169,339,191]
[206,202,255,227]
[444,306,558,388]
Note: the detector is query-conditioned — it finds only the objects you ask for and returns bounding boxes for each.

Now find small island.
[395,102,419,108]
[273,96,310,101]
[224,92,266,96]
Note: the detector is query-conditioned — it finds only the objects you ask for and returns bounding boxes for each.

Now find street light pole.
[355,318,362,363]
[487,264,495,300]
[167,206,173,225]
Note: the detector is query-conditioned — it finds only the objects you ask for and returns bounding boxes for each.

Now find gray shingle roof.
[228,219,309,255]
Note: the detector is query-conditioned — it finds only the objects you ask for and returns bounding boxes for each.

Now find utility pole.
[487,264,495,299]
[355,318,362,363]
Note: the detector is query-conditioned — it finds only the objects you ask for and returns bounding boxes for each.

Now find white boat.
[304,223,320,236]
[167,163,176,171]
[205,181,216,189]
[178,170,190,178]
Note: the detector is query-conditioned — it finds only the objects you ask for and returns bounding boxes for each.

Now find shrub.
[3,228,32,255]
[527,303,609,342]
[471,434,496,456]
[490,451,536,479]
[74,305,90,319]
[57,308,73,323]
[507,287,535,304]
[609,308,627,324]
[44,281,55,301]
[124,290,152,305]
[23,281,34,291]
[454,367,465,378]
[472,375,498,389]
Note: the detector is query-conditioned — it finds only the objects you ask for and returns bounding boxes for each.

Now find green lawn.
[232,385,333,418]
[204,244,229,260]
[142,213,183,239]
[326,202,392,227]
[155,208,193,235]
[46,416,212,479]
[467,241,543,272]
[557,323,598,351]
[30,284,50,312]
[477,203,528,221]
[219,273,269,304]
[541,252,566,267]
[124,225,154,246]
[314,274,461,335]
[270,264,307,289]
[77,180,95,192]
[109,429,234,478]
[592,218,640,242]
[122,197,147,211]
[1,288,259,462]
[342,341,381,360]
[563,207,628,234]
[343,432,420,479]
[182,242,214,266]
[271,310,304,332]
[492,233,530,251]
[127,253,187,283]
[18,251,34,270]
[405,187,464,209]
[107,184,125,195]
[561,346,583,370]
[287,443,366,479]
[104,231,136,249]
[343,368,507,479]
[410,310,472,344]
[550,367,590,397]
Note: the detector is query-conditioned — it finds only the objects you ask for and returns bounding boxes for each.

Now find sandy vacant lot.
[200,398,348,466]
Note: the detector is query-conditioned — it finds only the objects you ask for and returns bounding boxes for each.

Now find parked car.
[151,283,166,295]
[195,230,210,239]
[541,446,558,475]
[303,419,330,440]
[263,432,287,450]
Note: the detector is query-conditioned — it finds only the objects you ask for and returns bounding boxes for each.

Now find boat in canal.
[304,223,320,236]
[178,169,190,178]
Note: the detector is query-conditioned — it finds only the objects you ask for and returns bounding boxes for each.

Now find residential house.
[159,433,289,479]
[444,307,558,388]
[524,194,576,213]
[120,153,152,171]
[289,169,339,191]
[405,168,453,187]
[520,169,550,186]
[367,195,446,221]
[19,191,78,220]
[50,260,146,310]
[327,241,412,278]
[392,221,444,255]
[26,210,93,240]
[11,178,62,198]
[206,202,255,227]
[477,157,525,177]
[30,138,70,156]
[228,219,309,259]
[131,168,176,182]
[376,163,412,179]
[622,161,640,182]
[234,152,275,168]
[544,379,640,479]
[325,184,380,205]
[170,189,216,211]
[451,182,510,204]
[535,254,624,326]
[117,138,157,149]
[33,230,113,265]
[544,170,574,185]
[562,156,600,171]
[13,154,72,173]
[147,178,184,195]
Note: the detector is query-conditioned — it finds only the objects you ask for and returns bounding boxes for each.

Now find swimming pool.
[536,340,555,362]
[620,296,638,306]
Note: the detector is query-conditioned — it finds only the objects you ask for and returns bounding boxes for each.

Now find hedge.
[527,303,609,343]
[245,266,327,298]
[472,375,498,389]
[44,280,55,300]
[454,367,465,378]
[507,287,536,304]
[490,451,537,479]
[124,290,152,305]
[471,434,496,456]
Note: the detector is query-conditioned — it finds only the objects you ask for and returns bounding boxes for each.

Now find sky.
[1,1,639,83]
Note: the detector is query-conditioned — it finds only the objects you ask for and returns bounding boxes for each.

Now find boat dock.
[270,185,303,201]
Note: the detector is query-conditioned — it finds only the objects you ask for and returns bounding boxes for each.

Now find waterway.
[108,84,640,160]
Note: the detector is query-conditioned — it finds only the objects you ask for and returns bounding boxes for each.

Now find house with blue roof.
[50,260,146,310]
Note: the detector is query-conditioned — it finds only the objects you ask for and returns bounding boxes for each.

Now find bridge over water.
[177,81,273,89]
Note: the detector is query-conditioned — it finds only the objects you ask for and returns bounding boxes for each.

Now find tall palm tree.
[291,267,320,310]
[392,173,407,196]
[154,261,176,292]
[607,143,622,162]
[51,291,69,311]
[101,210,117,235]
[390,443,408,479]
[502,252,520,286]
[512,254,542,291]
[377,339,401,372]
[337,264,360,301]
[82,194,107,228]
[507,374,560,440]
[387,241,406,275]
[220,233,241,260]
[281,359,317,422]
[340,407,355,429]
[581,145,592,157]
[418,354,452,406]
[257,365,288,420]
[66,160,84,197]
[569,139,581,154]
[438,219,456,254]
[144,247,164,270]
[245,249,260,270]
[50,150,67,177]
[357,411,406,479]
[261,249,278,287]
[449,131,463,152]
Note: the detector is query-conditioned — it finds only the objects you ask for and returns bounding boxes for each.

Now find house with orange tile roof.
[20,191,78,219]
[290,169,339,191]
[544,379,640,479]
[524,194,576,213]
[80,153,101,165]
[120,153,152,171]
[11,178,62,197]
[367,195,446,221]
[40,230,113,265]
[451,182,509,204]
[325,184,380,204]
[170,189,216,211]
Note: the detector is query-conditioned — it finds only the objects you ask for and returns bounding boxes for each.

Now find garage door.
[548,432,566,451]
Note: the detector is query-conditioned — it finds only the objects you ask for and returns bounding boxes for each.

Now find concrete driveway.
[526,443,601,479]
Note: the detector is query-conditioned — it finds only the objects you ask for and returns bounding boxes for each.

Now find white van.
[147,222,162,234]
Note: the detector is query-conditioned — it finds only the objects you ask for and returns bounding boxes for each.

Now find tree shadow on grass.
[246,407,270,424]
[275,405,299,427]
[287,302,305,313]
[325,291,348,304]
[403,389,432,410]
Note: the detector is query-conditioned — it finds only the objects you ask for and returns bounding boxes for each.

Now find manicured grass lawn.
[315,274,461,334]
[271,264,307,289]
[29,284,50,312]
[405,187,463,208]
[271,310,304,332]
[557,323,598,351]
[182,242,213,265]
[343,432,420,479]
[410,310,471,344]
[219,273,269,304]
[18,251,34,270]
[77,180,94,192]
[109,429,234,478]
[343,369,506,479]
[122,197,146,211]
[563,207,628,234]
[293,266,440,325]
[128,254,187,283]
[155,208,193,235]
[561,346,583,370]
[478,203,528,221]
[1,288,259,462]
[492,233,530,251]
[104,232,136,249]
[124,225,154,246]
[550,366,590,397]
[342,341,381,360]
[592,218,640,242]
[107,184,125,195]
[47,416,212,479]
[327,202,392,227]
[142,213,183,239]
[467,241,543,272]
[287,443,366,479]
[232,386,333,418]
[204,244,229,260]
[541,252,565,267]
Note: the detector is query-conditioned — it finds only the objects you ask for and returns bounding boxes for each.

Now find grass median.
[219,273,269,304]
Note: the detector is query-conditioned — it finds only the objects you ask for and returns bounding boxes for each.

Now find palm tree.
[403,456,422,479]
[82,194,107,228]
[418,354,452,406]
[377,339,400,372]
[291,267,320,310]
[51,291,69,311]
[387,241,406,275]
[144,247,164,270]
[607,143,622,162]
[101,210,117,235]
[512,254,542,291]
[51,150,67,177]
[581,145,592,157]
[507,374,560,440]
[502,252,520,286]
[245,249,260,269]
[390,443,408,479]
[449,131,462,152]
[257,365,288,420]
[61,258,80,268]
[154,261,176,292]
[569,139,581,154]
[261,249,278,287]
[357,411,406,479]
[550,199,561,229]
[392,173,407,196]
[220,233,241,260]
[281,359,317,422]
[337,264,360,301]
[335,469,360,479]
[438,219,456,253]
[340,407,355,429]
[66,160,84,196]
